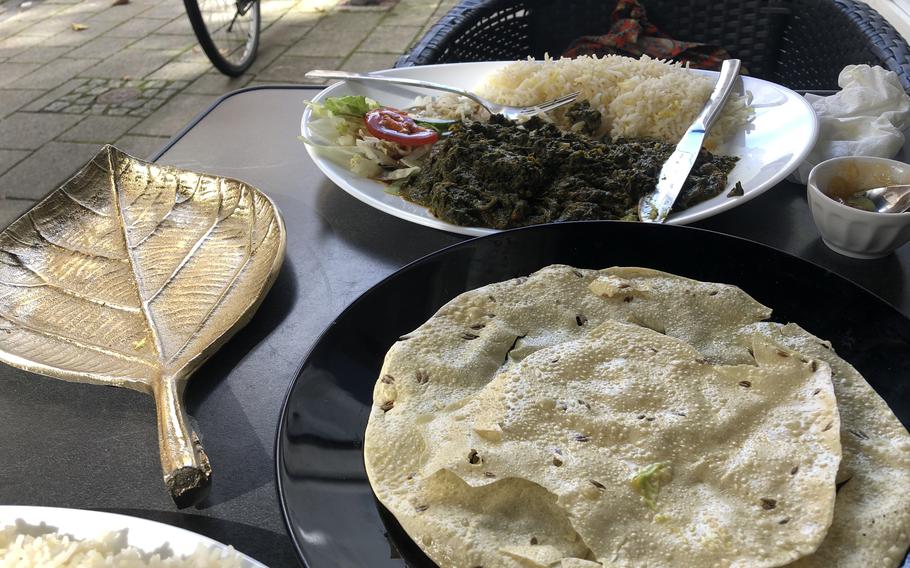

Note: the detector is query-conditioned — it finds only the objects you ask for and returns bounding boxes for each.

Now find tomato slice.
[364,108,439,146]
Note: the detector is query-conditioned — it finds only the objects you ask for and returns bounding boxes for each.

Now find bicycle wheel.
[184,0,260,77]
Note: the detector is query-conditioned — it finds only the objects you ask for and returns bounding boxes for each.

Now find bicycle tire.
[184,0,260,77]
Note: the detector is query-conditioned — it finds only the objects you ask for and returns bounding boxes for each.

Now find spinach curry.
[401,108,737,229]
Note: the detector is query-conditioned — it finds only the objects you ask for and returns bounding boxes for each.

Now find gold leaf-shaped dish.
[0,146,286,507]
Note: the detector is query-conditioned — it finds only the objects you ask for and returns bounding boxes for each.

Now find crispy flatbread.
[364,265,910,567]
[735,322,910,568]
[422,321,841,567]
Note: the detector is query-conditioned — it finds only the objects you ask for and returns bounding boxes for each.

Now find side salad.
[300,95,455,186]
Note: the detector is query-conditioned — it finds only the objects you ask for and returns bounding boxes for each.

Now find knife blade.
[638,59,742,223]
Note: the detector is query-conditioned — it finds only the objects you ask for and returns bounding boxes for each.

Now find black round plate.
[276,221,910,568]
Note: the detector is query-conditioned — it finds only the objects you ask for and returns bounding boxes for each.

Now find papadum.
[364,265,910,567]
[735,322,910,568]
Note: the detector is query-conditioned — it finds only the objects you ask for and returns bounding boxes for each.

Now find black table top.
[0,85,906,568]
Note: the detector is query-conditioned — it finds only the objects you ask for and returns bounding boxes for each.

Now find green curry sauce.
[401,110,737,229]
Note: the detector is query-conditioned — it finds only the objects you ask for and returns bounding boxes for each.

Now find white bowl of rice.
[0,506,266,567]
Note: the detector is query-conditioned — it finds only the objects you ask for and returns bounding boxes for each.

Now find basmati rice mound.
[0,522,244,568]
[475,55,753,148]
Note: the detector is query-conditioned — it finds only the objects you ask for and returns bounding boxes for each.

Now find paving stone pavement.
[0,0,458,227]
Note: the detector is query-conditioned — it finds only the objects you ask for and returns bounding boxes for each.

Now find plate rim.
[0,505,268,567]
[301,61,819,235]
[274,220,908,568]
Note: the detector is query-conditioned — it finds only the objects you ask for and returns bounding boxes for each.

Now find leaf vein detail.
[28,213,125,261]
[144,187,222,305]
[168,206,277,367]
[110,150,165,362]
[0,311,157,368]
[60,186,114,217]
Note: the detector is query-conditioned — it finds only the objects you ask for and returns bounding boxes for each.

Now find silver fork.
[304,70,580,120]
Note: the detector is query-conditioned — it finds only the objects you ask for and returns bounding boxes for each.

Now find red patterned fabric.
[562,0,736,71]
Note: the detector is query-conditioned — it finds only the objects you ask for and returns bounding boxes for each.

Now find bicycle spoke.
[196,0,257,66]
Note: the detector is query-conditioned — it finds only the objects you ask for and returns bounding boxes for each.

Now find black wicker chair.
[395,0,910,93]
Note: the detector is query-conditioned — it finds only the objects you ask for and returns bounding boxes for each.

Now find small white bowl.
[807,156,910,259]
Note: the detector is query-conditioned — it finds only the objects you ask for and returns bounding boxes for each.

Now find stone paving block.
[0,89,41,119]
[0,197,34,230]
[130,93,216,136]
[67,35,135,60]
[408,0,445,7]
[146,60,210,82]
[263,12,321,45]
[174,48,211,65]
[9,46,74,64]
[24,13,119,39]
[361,25,421,53]
[0,35,43,59]
[382,3,435,26]
[45,101,69,111]
[25,77,191,116]
[244,80,281,89]
[79,47,175,79]
[314,9,386,34]
[256,54,343,83]
[335,0,397,13]
[129,33,194,52]
[58,115,140,143]
[0,141,100,200]
[184,72,252,96]
[288,0,337,13]
[0,112,83,150]
[0,62,41,87]
[246,41,289,74]
[106,17,169,38]
[155,15,194,36]
[112,134,170,160]
[57,1,110,19]
[21,78,87,112]
[398,0,444,8]
[23,28,102,48]
[0,3,66,32]
[341,51,399,73]
[6,57,97,90]
[285,11,383,57]
[140,1,186,20]
[83,1,151,23]
[260,0,297,21]
[0,149,29,177]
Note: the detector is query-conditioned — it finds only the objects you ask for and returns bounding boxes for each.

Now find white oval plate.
[0,506,267,567]
[301,61,818,236]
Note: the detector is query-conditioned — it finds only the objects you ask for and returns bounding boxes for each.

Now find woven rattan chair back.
[396,0,910,93]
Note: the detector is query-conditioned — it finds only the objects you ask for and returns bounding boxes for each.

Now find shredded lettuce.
[300,96,454,185]
[323,95,380,116]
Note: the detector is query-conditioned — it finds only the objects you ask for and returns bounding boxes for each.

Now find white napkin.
[793,64,910,184]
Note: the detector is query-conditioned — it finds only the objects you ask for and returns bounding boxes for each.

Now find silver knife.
[638,59,742,223]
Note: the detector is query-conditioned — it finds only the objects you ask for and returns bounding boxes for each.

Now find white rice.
[411,93,490,123]
[419,55,753,148]
[0,522,244,567]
